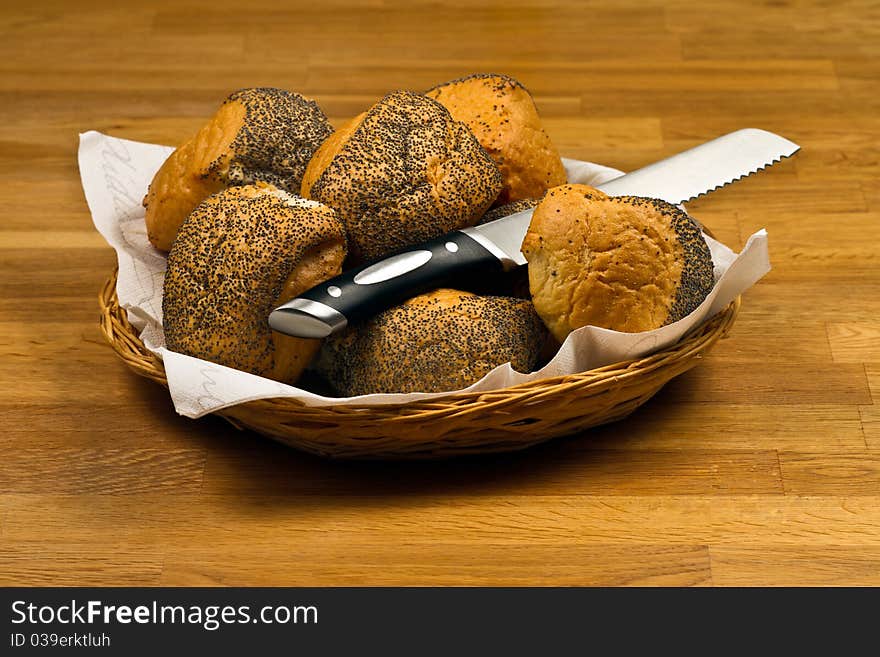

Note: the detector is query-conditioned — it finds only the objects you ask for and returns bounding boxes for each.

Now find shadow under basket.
[99,269,740,460]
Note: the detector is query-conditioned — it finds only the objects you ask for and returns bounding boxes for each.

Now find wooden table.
[2,0,878,587]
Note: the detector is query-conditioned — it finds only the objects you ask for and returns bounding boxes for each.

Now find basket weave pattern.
[99,270,739,459]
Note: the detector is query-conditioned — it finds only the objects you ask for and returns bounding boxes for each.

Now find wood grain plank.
[0,322,109,354]
[0,544,163,586]
[768,118,880,152]
[1,249,117,297]
[0,4,157,31]
[754,212,880,265]
[0,322,165,405]
[596,402,867,450]
[865,364,880,405]
[705,311,834,363]
[862,405,879,450]
[0,446,205,494]
[297,60,839,97]
[2,399,865,453]
[710,546,880,586]
[666,1,879,32]
[0,298,107,324]
[159,544,711,586]
[864,180,880,216]
[827,323,880,363]
[687,178,866,218]
[580,89,880,120]
[779,452,880,495]
[238,4,684,64]
[659,361,872,405]
[0,67,308,93]
[156,6,669,36]
[0,116,208,153]
[835,55,880,95]
[2,181,98,230]
[0,90,233,125]
[543,117,663,153]
[0,401,222,449]
[0,356,156,405]
[792,146,880,183]
[6,495,880,549]
[0,231,107,249]
[254,33,683,65]
[682,27,880,60]
[0,35,247,71]
[739,278,880,324]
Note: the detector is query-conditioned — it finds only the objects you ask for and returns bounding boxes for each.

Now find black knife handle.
[268,230,510,338]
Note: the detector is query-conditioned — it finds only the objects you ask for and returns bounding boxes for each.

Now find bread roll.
[301,90,502,262]
[426,73,566,206]
[144,87,333,251]
[521,184,715,340]
[315,289,548,395]
[163,183,346,384]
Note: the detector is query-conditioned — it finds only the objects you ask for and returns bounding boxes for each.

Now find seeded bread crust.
[521,184,715,340]
[301,90,502,262]
[144,87,333,252]
[315,289,548,395]
[163,184,346,384]
[426,73,567,207]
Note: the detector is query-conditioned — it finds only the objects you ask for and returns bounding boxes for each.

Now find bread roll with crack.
[162,184,346,384]
[301,90,502,262]
[426,73,566,206]
[315,289,548,395]
[521,184,715,341]
[144,87,333,251]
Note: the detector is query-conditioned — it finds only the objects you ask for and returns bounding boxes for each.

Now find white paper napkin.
[80,131,769,417]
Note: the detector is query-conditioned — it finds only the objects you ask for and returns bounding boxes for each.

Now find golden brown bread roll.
[163,183,346,384]
[300,112,364,200]
[301,90,502,262]
[426,73,567,207]
[521,184,715,340]
[314,289,548,395]
[144,87,333,251]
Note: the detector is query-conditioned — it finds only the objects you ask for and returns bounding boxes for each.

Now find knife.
[269,128,799,339]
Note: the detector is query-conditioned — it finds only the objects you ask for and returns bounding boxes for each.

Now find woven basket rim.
[98,267,740,415]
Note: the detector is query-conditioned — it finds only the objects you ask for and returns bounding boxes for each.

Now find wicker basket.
[99,269,739,459]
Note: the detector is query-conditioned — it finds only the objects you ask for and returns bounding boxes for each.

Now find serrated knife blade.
[269,128,798,338]
[458,128,799,269]
[596,127,799,204]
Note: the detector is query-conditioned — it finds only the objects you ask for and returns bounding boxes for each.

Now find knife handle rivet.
[445,241,459,253]
[327,285,342,298]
